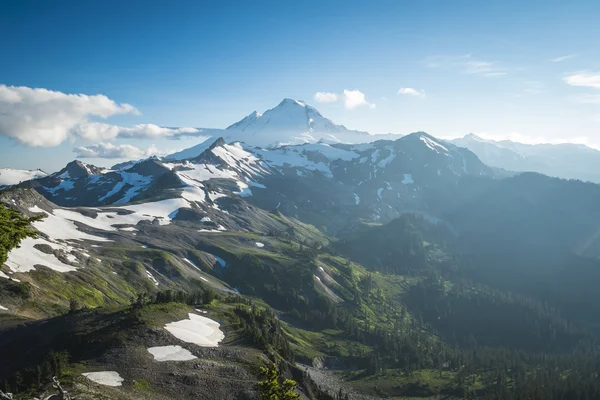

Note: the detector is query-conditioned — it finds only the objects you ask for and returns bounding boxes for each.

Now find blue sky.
[1,0,600,171]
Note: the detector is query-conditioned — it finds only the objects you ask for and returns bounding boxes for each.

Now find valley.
[2,101,600,400]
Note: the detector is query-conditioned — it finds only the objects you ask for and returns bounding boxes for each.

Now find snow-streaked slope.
[0,168,47,186]
[254,142,360,178]
[164,137,214,161]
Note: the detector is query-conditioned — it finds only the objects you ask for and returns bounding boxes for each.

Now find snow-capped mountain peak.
[278,98,307,107]
[223,98,373,148]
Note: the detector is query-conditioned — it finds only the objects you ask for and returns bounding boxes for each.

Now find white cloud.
[564,72,600,89]
[75,123,199,142]
[74,142,173,159]
[0,84,138,147]
[343,89,375,110]
[425,54,506,77]
[314,92,339,103]
[551,54,576,62]
[398,87,425,97]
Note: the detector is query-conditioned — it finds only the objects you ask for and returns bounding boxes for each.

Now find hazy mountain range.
[451,133,600,182]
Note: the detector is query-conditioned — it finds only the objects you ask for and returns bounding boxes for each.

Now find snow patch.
[255,242,265,248]
[183,258,202,271]
[146,270,159,286]
[212,255,226,267]
[44,180,75,196]
[370,149,380,163]
[164,313,224,347]
[82,371,124,387]
[99,172,152,203]
[147,345,197,362]
[6,237,78,273]
[198,225,227,233]
[420,136,448,153]
[378,150,396,168]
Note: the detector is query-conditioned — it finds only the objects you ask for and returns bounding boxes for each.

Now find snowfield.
[6,237,78,273]
[82,371,124,387]
[147,345,197,362]
[0,168,47,186]
[165,313,224,347]
[255,142,359,178]
[29,206,110,241]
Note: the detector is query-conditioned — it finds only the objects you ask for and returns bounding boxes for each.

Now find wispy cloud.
[464,61,507,77]
[314,92,339,103]
[398,87,426,97]
[74,142,173,159]
[551,54,576,63]
[75,123,199,142]
[425,54,507,77]
[564,71,600,89]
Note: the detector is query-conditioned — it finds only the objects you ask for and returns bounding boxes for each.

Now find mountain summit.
[223,98,374,147]
[163,98,404,160]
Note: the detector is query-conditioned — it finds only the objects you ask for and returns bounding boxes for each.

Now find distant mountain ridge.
[452,133,600,182]
[5,132,494,235]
